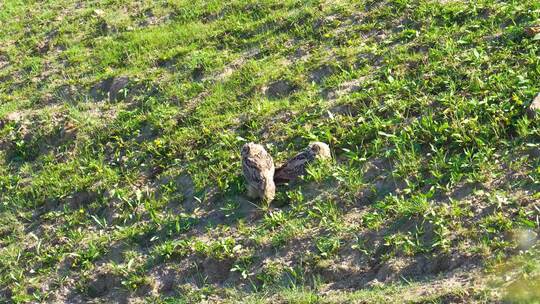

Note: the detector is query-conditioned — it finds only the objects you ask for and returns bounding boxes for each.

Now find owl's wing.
[274,151,314,184]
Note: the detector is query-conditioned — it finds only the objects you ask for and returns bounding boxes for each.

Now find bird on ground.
[274,141,331,185]
[241,142,276,203]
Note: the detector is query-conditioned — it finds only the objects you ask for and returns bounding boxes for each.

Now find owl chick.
[274,142,331,185]
[241,142,276,202]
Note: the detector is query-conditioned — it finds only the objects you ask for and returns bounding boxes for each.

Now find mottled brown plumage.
[241,142,276,202]
[527,93,540,117]
[274,142,331,185]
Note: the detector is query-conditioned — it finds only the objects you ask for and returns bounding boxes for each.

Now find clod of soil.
[87,272,121,298]
[90,76,130,101]
[265,80,297,99]
[202,257,235,284]
[309,64,335,84]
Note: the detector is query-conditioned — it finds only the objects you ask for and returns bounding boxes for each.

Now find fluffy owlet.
[274,142,331,185]
[241,143,276,202]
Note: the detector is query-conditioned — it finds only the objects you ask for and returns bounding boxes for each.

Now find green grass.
[0,0,539,302]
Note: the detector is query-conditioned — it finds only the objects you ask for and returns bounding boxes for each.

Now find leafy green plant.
[315,236,341,259]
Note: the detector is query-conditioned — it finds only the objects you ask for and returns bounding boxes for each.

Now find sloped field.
[0,0,539,302]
